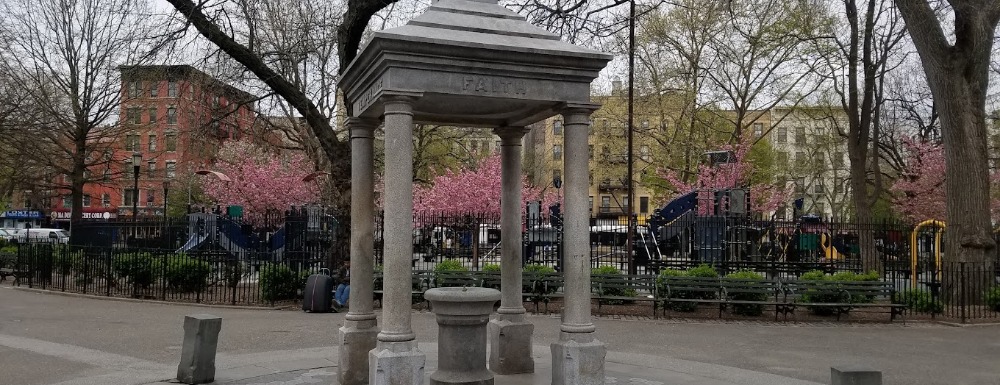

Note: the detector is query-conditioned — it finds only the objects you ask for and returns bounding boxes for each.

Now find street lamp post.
[132,152,142,223]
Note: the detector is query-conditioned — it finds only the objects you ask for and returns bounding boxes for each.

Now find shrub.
[687,264,719,278]
[591,266,636,305]
[657,266,718,312]
[113,253,158,288]
[724,270,767,316]
[434,259,471,287]
[223,262,243,289]
[894,290,943,314]
[259,263,301,302]
[985,287,1000,312]
[482,263,501,272]
[798,269,882,315]
[164,255,211,293]
[523,263,558,302]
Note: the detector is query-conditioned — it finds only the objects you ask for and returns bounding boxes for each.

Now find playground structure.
[175,206,341,269]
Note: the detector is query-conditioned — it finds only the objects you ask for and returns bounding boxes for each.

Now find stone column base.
[487,317,534,374]
[369,340,425,385]
[550,336,606,385]
[338,320,378,385]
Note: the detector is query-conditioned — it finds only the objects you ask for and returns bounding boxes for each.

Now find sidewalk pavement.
[3,286,1000,385]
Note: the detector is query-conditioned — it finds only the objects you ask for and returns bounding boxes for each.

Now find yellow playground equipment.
[819,233,843,261]
[910,219,944,288]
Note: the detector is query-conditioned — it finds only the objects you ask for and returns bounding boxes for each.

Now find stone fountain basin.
[425,287,501,316]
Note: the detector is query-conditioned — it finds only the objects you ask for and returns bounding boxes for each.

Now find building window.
[553,120,563,136]
[815,201,825,215]
[552,169,561,182]
[640,145,650,162]
[149,81,158,97]
[495,140,501,151]
[795,127,806,144]
[146,189,155,206]
[795,177,805,193]
[124,160,134,178]
[166,161,176,178]
[814,180,824,194]
[102,193,111,207]
[600,196,611,213]
[833,152,844,168]
[165,133,177,151]
[148,135,157,151]
[103,168,111,182]
[123,189,137,206]
[640,196,649,213]
[125,134,140,151]
[127,108,141,124]
[62,196,72,208]
[552,145,562,160]
[128,81,140,98]
[795,151,806,168]
[588,196,593,212]
[776,151,788,166]
[775,127,787,143]
[82,195,91,207]
[168,81,178,97]
[148,107,157,123]
[753,123,764,137]
[166,107,177,125]
[147,161,156,177]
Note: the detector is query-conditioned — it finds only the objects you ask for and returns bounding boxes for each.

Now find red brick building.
[49,65,257,222]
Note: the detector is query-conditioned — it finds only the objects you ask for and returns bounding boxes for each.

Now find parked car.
[13,228,70,244]
[0,228,16,242]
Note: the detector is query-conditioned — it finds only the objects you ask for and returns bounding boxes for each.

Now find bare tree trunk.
[895,0,999,303]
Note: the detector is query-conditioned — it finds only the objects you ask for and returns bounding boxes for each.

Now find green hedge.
[799,269,880,315]
[113,253,158,288]
[725,270,767,316]
[591,266,636,305]
[433,259,470,287]
[894,289,943,314]
[985,287,1000,312]
[656,264,719,312]
[259,263,303,302]
[164,255,211,293]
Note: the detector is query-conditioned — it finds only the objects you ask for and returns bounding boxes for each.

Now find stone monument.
[338,0,611,383]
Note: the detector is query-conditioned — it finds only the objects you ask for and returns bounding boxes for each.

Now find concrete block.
[176,314,222,384]
[831,366,882,385]
[551,337,606,385]
[369,340,425,385]
[488,318,534,374]
[338,321,378,385]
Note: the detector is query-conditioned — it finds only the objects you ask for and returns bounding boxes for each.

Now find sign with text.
[2,210,43,219]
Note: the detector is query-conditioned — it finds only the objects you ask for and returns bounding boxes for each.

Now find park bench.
[780,279,906,321]
[591,274,659,317]
[717,278,787,320]
[0,267,28,284]
[658,276,726,317]
[536,272,564,314]
[479,271,540,309]
[373,270,433,309]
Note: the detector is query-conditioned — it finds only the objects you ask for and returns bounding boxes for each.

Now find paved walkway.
[2,286,999,385]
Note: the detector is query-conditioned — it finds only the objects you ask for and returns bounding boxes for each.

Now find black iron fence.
[2,211,998,321]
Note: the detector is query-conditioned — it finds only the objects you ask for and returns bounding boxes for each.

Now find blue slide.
[647,191,698,240]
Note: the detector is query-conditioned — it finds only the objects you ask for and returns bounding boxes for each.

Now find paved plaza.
[1,286,998,385]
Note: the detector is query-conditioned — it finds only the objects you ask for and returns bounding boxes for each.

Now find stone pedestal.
[338,318,378,385]
[831,366,882,385]
[369,340,425,385]
[487,314,534,374]
[551,335,606,385]
[176,314,222,385]
[425,287,501,385]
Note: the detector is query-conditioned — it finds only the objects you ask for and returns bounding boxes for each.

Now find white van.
[14,228,70,244]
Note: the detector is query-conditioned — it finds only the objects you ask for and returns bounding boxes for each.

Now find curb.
[4,286,284,311]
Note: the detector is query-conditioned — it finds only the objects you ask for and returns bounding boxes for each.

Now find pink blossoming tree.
[202,139,319,224]
[891,137,1000,222]
[413,154,553,214]
[657,135,791,215]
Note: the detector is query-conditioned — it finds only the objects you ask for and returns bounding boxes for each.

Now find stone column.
[551,105,605,385]
[370,94,425,385]
[339,118,380,385]
[488,127,534,374]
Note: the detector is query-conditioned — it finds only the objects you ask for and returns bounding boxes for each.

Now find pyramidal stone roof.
[341,0,611,127]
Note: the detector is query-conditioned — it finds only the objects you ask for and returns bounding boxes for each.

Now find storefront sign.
[52,211,115,220]
[1,210,43,219]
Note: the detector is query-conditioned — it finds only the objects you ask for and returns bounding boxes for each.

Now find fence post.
[106,249,112,297]
[960,262,967,324]
[61,245,67,292]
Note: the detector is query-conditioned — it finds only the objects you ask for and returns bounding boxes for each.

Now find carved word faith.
[461,76,527,96]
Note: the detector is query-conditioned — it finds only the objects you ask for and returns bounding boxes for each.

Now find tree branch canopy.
[165,0,351,204]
